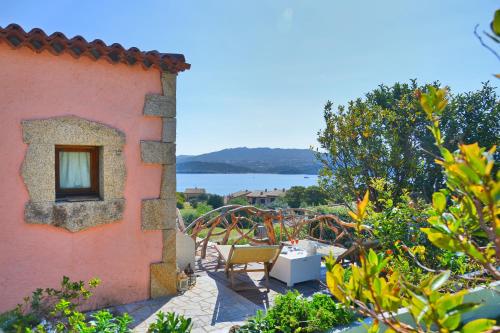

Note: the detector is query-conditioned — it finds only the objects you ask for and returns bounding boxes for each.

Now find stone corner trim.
[143,94,176,118]
[140,141,175,165]
[21,116,126,232]
[141,198,176,230]
[147,72,178,299]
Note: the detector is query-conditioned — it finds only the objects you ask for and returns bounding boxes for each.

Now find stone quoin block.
[160,164,177,200]
[141,199,176,230]
[143,94,176,118]
[161,73,177,97]
[162,229,177,264]
[150,262,177,298]
[162,117,176,143]
[140,141,175,165]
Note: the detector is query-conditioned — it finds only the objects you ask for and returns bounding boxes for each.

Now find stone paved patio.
[114,274,260,332]
[113,245,328,333]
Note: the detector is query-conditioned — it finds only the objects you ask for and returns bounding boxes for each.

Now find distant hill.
[177,147,321,174]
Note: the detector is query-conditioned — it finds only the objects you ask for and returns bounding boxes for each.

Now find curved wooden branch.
[186,204,360,257]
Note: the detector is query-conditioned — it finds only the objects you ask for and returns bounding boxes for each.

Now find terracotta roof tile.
[0,23,190,74]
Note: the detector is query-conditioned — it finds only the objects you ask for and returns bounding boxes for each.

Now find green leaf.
[440,147,454,163]
[368,249,378,266]
[432,192,446,213]
[429,270,450,291]
[492,9,500,36]
[441,313,461,330]
[461,318,496,333]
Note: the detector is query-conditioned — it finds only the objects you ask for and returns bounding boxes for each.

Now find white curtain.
[59,152,91,189]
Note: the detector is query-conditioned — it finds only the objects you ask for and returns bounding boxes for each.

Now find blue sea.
[177,173,319,195]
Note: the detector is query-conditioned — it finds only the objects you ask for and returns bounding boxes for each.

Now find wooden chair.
[215,244,283,290]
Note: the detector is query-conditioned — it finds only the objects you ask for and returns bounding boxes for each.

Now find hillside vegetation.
[177,147,321,174]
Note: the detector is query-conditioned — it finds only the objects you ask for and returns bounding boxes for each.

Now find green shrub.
[308,293,354,330]
[180,208,198,226]
[236,310,275,333]
[147,311,192,333]
[228,197,249,206]
[308,205,351,222]
[0,276,101,332]
[32,308,133,333]
[237,291,354,333]
[0,277,134,333]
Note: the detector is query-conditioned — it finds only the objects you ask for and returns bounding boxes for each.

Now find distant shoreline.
[177,173,319,195]
[176,172,318,175]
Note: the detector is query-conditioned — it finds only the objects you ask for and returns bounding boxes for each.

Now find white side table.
[270,249,322,287]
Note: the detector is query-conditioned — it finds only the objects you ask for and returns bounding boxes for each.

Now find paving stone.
[116,246,326,332]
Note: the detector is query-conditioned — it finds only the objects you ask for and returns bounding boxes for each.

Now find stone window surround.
[21,116,126,232]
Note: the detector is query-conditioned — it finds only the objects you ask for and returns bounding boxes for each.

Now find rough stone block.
[141,199,176,230]
[143,94,176,118]
[160,164,176,200]
[162,118,176,143]
[150,262,177,298]
[22,116,125,146]
[21,144,55,202]
[162,229,177,263]
[101,145,126,200]
[140,141,175,165]
[161,73,177,97]
[25,199,125,232]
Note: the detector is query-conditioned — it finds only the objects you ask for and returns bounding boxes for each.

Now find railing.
[183,205,359,259]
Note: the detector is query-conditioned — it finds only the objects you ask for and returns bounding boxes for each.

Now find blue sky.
[2,1,498,155]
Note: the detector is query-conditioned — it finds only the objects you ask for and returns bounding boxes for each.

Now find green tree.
[304,185,328,206]
[269,196,289,209]
[207,194,224,209]
[284,186,306,208]
[317,81,499,205]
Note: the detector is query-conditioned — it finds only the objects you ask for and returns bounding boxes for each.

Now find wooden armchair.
[215,244,283,290]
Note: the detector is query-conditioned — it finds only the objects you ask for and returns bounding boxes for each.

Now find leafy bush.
[147,311,192,333]
[326,87,500,332]
[176,192,185,209]
[228,197,249,206]
[180,208,198,226]
[237,291,354,333]
[308,205,351,222]
[27,308,133,333]
[181,202,214,226]
[0,276,101,332]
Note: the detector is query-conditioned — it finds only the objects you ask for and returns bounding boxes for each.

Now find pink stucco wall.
[0,43,165,312]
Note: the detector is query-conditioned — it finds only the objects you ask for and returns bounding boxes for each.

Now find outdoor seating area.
[113,241,334,332]
[123,209,356,332]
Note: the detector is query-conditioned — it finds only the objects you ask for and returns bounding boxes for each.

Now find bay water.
[177,173,319,195]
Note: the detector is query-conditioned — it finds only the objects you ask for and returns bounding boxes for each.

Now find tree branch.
[474,24,500,62]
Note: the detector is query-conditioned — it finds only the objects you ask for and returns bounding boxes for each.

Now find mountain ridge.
[176,147,321,174]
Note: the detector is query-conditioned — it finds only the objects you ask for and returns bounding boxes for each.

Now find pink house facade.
[0,24,189,312]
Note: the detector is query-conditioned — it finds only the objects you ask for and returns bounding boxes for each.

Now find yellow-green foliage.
[326,87,499,333]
